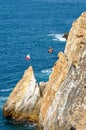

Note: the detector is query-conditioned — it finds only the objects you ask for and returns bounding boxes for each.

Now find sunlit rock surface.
[3,12,86,130]
[40,12,86,130]
[3,66,41,122]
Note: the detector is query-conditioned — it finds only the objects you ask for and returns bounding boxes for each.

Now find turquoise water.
[0,0,86,129]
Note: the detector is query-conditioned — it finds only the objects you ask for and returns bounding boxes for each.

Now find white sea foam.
[48,33,66,42]
[0,88,13,92]
[29,123,36,128]
[41,68,52,75]
[54,34,66,41]
[25,123,36,128]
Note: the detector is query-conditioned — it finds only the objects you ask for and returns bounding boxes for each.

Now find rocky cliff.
[3,66,41,122]
[39,12,86,130]
[3,12,86,130]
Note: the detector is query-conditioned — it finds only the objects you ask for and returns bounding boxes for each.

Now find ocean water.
[0,0,86,129]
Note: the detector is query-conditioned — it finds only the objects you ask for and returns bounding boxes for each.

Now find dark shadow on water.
[3,117,36,130]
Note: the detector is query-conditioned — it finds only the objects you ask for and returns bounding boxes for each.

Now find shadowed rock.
[63,33,69,40]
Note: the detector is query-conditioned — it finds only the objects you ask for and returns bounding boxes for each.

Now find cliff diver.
[48,46,54,53]
[25,54,30,60]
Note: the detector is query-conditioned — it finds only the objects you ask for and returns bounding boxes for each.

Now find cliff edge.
[3,66,41,122]
[40,12,86,130]
[3,12,86,130]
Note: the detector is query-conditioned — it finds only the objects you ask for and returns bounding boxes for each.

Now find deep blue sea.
[0,0,86,129]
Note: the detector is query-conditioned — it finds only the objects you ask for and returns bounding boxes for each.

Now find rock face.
[3,66,41,122]
[39,12,86,130]
[3,12,86,130]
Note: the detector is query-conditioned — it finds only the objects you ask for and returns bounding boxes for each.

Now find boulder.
[63,33,69,40]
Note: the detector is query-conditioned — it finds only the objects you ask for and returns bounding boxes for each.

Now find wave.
[25,123,36,128]
[0,88,13,92]
[41,68,52,75]
[48,33,66,42]
[0,96,8,101]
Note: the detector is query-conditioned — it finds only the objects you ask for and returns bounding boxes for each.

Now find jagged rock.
[3,12,86,130]
[40,51,68,122]
[3,66,41,123]
[39,12,86,130]
[63,33,69,40]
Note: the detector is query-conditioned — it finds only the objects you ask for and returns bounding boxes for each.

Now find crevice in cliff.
[70,126,76,130]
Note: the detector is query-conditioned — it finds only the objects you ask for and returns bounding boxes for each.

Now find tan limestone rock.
[3,12,86,130]
[3,66,40,122]
[40,12,86,130]
[65,12,86,68]
[76,112,86,130]
[40,52,68,122]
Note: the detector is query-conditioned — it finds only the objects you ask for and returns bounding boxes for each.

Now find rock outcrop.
[3,12,86,130]
[3,66,41,122]
[63,33,69,40]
